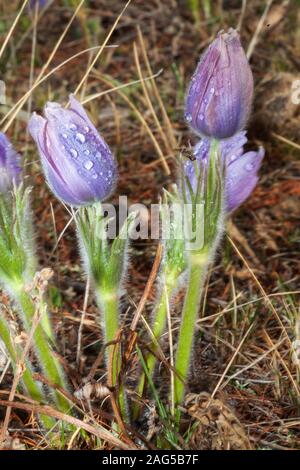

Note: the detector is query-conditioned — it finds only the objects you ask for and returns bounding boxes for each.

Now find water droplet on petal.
[70,148,78,158]
[199,113,204,121]
[92,173,98,179]
[210,87,215,94]
[84,149,90,155]
[245,162,254,171]
[185,112,192,123]
[84,126,90,132]
[69,123,77,130]
[62,133,67,139]
[84,160,93,170]
[76,132,85,143]
[230,154,236,162]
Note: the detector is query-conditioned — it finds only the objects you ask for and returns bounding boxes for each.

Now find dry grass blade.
[82,69,163,104]
[0,292,47,444]
[210,323,254,400]
[97,74,170,175]
[0,398,133,449]
[131,244,163,331]
[73,0,132,96]
[2,0,86,131]
[227,235,292,347]
[137,26,177,149]
[0,0,29,61]
[133,42,173,158]
[263,330,300,397]
[247,0,274,60]
[219,337,285,390]
[272,133,300,151]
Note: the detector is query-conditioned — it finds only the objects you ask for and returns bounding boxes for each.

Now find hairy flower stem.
[174,252,209,411]
[15,288,70,415]
[137,279,175,399]
[0,315,55,429]
[95,287,127,419]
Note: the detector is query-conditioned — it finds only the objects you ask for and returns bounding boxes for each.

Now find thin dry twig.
[131,243,163,331]
[0,398,133,450]
[0,292,44,445]
[73,0,132,96]
[76,276,90,365]
[210,323,254,400]
[0,0,29,61]
[227,235,292,348]
[247,0,274,60]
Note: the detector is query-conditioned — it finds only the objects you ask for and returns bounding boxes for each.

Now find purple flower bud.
[0,132,21,193]
[184,132,264,212]
[28,95,118,206]
[185,29,253,139]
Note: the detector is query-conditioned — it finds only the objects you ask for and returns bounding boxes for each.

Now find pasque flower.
[184,132,264,212]
[28,95,117,206]
[185,29,253,139]
[0,132,21,193]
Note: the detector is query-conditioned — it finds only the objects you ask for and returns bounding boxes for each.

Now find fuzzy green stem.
[0,315,55,429]
[174,253,209,410]
[95,286,127,419]
[14,289,70,415]
[137,280,175,399]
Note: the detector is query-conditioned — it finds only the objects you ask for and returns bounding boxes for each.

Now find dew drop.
[230,154,236,162]
[76,132,86,143]
[245,162,254,171]
[62,133,67,139]
[70,148,78,158]
[84,160,94,170]
[185,113,192,123]
[210,87,215,94]
[69,123,77,130]
[84,126,90,132]
[84,149,90,155]
[199,113,204,121]
[92,173,98,179]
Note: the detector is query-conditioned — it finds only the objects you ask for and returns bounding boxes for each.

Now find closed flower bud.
[184,132,264,212]
[28,95,118,206]
[185,29,253,139]
[0,132,21,193]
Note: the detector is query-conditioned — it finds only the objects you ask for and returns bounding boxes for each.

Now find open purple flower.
[0,132,21,194]
[28,95,118,206]
[184,132,264,212]
[185,29,253,139]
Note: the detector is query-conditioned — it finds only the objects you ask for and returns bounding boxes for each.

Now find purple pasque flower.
[185,28,253,139]
[28,95,118,206]
[184,132,264,212]
[0,132,21,193]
